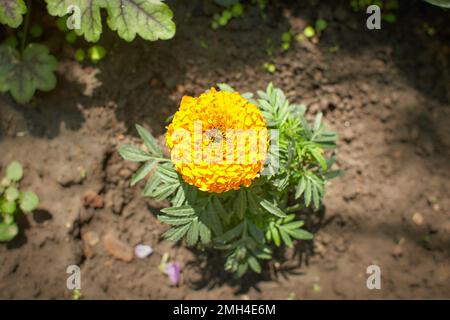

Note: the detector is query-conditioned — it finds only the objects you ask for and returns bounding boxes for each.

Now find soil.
[1,0,449,299]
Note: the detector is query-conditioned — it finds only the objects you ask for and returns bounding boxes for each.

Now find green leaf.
[152,184,177,200]
[186,219,199,246]
[143,173,161,196]
[279,229,293,248]
[203,204,223,235]
[271,225,281,246]
[295,177,306,199]
[105,0,176,42]
[163,223,191,242]
[157,165,178,182]
[135,124,162,156]
[172,186,186,207]
[247,256,262,273]
[157,215,193,226]
[215,222,244,243]
[1,199,16,214]
[286,228,313,240]
[260,199,287,218]
[304,179,312,207]
[6,161,23,182]
[45,0,176,42]
[0,0,27,28]
[216,83,235,92]
[130,161,156,186]
[198,221,211,244]
[5,186,19,202]
[160,205,196,217]
[118,144,151,162]
[19,191,39,212]
[0,222,18,241]
[0,44,57,104]
[425,0,450,7]
[234,190,247,219]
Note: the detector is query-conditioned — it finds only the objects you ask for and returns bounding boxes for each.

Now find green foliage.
[0,44,58,104]
[0,0,26,28]
[212,2,244,29]
[0,161,39,242]
[425,0,450,8]
[45,0,175,42]
[0,0,175,103]
[120,84,340,277]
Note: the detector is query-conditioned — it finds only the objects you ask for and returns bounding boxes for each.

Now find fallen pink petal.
[134,244,153,259]
[165,262,181,286]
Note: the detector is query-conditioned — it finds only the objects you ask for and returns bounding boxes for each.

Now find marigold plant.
[119,83,340,276]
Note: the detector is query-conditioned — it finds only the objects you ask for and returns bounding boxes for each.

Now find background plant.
[0,0,175,103]
[0,161,39,242]
[119,83,341,277]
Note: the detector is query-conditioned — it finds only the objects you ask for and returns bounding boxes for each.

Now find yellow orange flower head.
[166,88,268,193]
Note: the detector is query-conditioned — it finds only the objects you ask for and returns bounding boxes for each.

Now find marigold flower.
[166,88,268,193]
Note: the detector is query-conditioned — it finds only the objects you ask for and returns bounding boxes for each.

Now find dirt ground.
[1,0,449,299]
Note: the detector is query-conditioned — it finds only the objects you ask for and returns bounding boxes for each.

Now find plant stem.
[20,0,32,53]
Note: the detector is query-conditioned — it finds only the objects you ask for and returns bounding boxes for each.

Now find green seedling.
[74,48,85,62]
[88,45,106,63]
[0,161,39,242]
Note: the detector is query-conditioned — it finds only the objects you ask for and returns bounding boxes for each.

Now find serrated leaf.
[5,161,23,181]
[260,199,287,218]
[234,190,247,219]
[130,161,156,186]
[143,173,161,196]
[135,124,162,156]
[160,205,196,217]
[118,144,151,162]
[157,165,178,182]
[153,184,177,200]
[312,184,320,210]
[0,222,18,241]
[157,215,193,226]
[198,221,211,244]
[304,179,312,207]
[172,186,186,207]
[0,44,57,104]
[19,191,39,212]
[0,0,26,28]
[203,204,223,235]
[186,218,199,246]
[215,222,244,243]
[45,0,176,43]
[105,0,175,42]
[163,223,191,242]
[295,177,306,199]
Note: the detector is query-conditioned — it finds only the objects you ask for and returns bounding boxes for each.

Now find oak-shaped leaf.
[0,44,58,104]
[0,0,27,28]
[45,0,176,43]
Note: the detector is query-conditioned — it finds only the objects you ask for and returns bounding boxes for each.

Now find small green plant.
[281,31,293,51]
[0,0,175,103]
[212,1,244,29]
[119,83,340,277]
[0,161,39,242]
